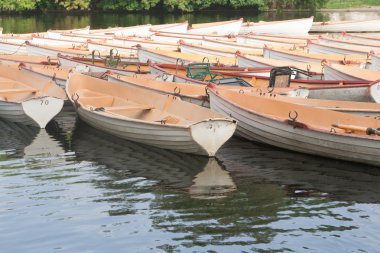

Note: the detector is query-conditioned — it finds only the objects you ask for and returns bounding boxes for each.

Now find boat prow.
[190,119,237,156]
[22,96,64,128]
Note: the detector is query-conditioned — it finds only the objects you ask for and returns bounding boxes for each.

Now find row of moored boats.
[0,16,380,166]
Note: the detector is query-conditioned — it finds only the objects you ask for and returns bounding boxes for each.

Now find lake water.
[1,11,380,253]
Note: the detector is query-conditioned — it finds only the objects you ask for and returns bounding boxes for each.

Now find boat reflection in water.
[71,120,237,198]
[217,137,380,203]
[189,158,236,199]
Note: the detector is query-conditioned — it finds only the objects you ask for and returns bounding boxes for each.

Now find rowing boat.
[324,64,380,81]
[208,86,380,166]
[237,35,307,46]
[188,19,243,36]
[138,47,236,65]
[311,19,380,33]
[150,21,189,33]
[19,64,70,87]
[0,40,27,54]
[263,47,367,66]
[307,41,373,55]
[107,74,210,107]
[87,40,138,57]
[291,81,380,102]
[342,33,380,43]
[151,62,371,88]
[111,36,179,50]
[237,54,323,78]
[319,36,380,51]
[57,54,148,75]
[31,36,87,48]
[228,87,380,116]
[66,73,236,156]
[90,24,152,37]
[47,26,90,39]
[239,17,314,35]
[0,55,58,66]
[179,41,262,58]
[0,63,66,128]
[25,41,91,57]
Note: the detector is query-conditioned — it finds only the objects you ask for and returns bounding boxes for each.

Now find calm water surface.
[1,106,380,252]
[1,11,380,253]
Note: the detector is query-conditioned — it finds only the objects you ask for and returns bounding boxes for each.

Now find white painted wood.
[47,26,90,39]
[239,17,313,35]
[90,24,152,37]
[319,37,380,51]
[26,42,88,57]
[22,97,64,128]
[179,43,236,58]
[0,41,27,54]
[323,64,365,81]
[150,22,189,33]
[311,19,380,33]
[111,37,178,51]
[188,19,243,36]
[307,41,371,55]
[371,54,380,70]
[87,41,138,57]
[32,37,86,48]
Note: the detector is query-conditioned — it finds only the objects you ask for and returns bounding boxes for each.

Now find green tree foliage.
[93,0,160,10]
[0,0,36,11]
[55,0,91,10]
[0,0,328,12]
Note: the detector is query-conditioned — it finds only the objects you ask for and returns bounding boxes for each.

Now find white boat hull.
[138,48,191,64]
[26,43,87,57]
[151,22,189,33]
[311,19,380,33]
[295,85,378,102]
[32,37,85,48]
[90,25,152,37]
[239,17,313,35]
[371,54,380,70]
[111,38,178,51]
[0,97,64,128]
[237,54,272,68]
[308,42,369,55]
[209,91,380,166]
[75,106,235,156]
[264,48,320,63]
[323,64,367,81]
[0,41,27,55]
[189,19,243,36]
[87,42,137,57]
[179,44,235,58]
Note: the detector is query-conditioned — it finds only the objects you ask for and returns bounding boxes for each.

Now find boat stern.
[190,119,237,156]
[22,96,64,128]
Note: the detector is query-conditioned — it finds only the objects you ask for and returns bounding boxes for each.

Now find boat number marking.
[40,99,49,105]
